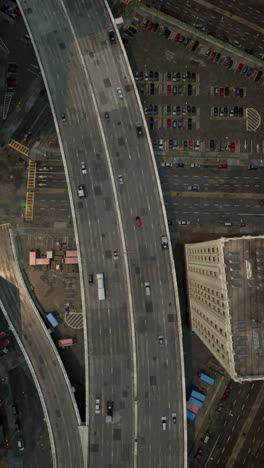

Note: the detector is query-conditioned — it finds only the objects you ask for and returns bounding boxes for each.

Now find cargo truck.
[97,273,106,300]
[199,371,215,385]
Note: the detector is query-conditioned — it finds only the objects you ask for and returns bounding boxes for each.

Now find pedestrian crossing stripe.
[0,223,11,231]
[27,160,36,190]
[25,191,35,222]
[8,139,30,156]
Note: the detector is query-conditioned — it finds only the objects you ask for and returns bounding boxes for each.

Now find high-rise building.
[185,236,264,382]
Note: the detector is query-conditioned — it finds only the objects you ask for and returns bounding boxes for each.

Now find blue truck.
[46,312,59,328]
[199,371,215,385]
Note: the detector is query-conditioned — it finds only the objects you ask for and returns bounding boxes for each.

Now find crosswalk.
[25,191,35,222]
[25,160,37,222]
[8,139,30,156]
[2,93,13,120]
[0,223,11,232]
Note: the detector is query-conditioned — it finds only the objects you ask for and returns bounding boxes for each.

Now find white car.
[158,335,164,345]
[161,416,167,430]
[116,87,123,99]
[118,175,123,184]
[195,140,200,150]
[17,438,24,451]
[191,163,200,168]
[172,413,177,424]
[113,250,119,260]
[95,398,101,414]
[81,162,87,174]
[159,139,164,150]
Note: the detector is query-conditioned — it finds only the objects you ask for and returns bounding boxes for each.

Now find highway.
[0,229,84,468]
[17,0,187,467]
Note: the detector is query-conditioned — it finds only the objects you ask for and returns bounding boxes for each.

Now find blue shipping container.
[189,397,203,409]
[46,312,59,328]
[199,372,215,385]
[191,389,206,402]
[187,410,196,421]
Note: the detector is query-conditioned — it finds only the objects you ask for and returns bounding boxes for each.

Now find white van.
[144,282,150,296]
[224,222,232,226]
[161,416,167,430]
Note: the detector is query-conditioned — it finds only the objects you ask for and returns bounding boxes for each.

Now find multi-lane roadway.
[17,0,187,466]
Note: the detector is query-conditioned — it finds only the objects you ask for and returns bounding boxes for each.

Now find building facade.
[185,236,264,382]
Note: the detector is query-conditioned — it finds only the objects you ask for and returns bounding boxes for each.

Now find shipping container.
[191,389,206,402]
[187,409,196,421]
[189,397,203,409]
[199,371,215,385]
[186,402,199,414]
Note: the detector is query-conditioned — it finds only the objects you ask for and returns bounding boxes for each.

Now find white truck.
[78,185,85,198]
[97,273,106,300]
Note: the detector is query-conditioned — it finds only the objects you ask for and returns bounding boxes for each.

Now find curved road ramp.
[0,229,84,468]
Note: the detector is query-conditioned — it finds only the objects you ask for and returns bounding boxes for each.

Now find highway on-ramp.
[18,0,187,467]
[0,229,84,468]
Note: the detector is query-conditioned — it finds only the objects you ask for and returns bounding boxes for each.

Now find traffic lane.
[0,233,83,468]
[164,198,264,227]
[159,168,264,193]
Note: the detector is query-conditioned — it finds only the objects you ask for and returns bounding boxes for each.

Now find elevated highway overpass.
[17,0,187,467]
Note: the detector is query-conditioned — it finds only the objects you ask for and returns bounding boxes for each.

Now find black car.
[154,71,159,81]
[214,107,218,116]
[239,107,243,117]
[210,139,215,150]
[192,106,196,115]
[255,71,263,82]
[191,72,196,82]
[88,274,94,284]
[164,29,171,39]
[153,105,158,114]
[150,83,155,95]
[188,84,192,96]
[234,106,238,116]
[153,23,159,32]
[184,140,188,149]
[108,30,116,43]
[224,107,228,116]
[125,28,134,37]
[176,163,185,167]
[240,88,244,97]
[188,118,192,130]
[106,401,114,417]
[148,104,153,114]
[183,37,190,46]
[167,105,171,115]
[176,71,181,81]
[167,72,172,80]
[169,140,173,149]
[215,53,221,62]
[149,117,154,129]
[149,70,153,80]
[130,27,137,34]
[139,84,144,93]
[39,88,46,96]
[187,105,191,115]
[192,40,199,52]
[225,87,229,96]
[227,60,233,69]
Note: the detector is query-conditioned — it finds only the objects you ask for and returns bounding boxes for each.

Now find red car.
[167,84,172,95]
[152,139,158,149]
[136,216,141,227]
[237,63,244,72]
[14,7,21,16]
[1,339,9,348]
[210,51,216,60]
[147,22,154,31]
[218,163,228,168]
[0,332,6,339]
[167,118,172,128]
[189,140,193,150]
[7,81,16,87]
[231,142,235,152]
[220,87,224,96]
[222,388,231,400]
[175,33,181,41]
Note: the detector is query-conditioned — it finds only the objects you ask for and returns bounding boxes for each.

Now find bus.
[97,273,106,300]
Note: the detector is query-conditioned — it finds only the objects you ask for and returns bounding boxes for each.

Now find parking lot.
[126,11,264,159]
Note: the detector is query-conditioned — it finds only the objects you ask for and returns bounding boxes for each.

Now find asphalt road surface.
[17,0,187,467]
[0,230,84,468]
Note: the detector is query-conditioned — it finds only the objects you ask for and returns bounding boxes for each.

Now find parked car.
[237,63,244,72]
[230,142,236,152]
[188,84,192,96]
[167,84,172,94]
[188,185,199,191]
[136,216,141,227]
[218,163,228,168]
[210,140,215,150]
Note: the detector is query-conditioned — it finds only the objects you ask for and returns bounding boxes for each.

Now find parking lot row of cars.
[143,104,197,116]
[212,87,244,97]
[138,16,264,84]
[153,138,236,152]
[135,70,197,83]
[212,106,244,118]
[136,82,196,96]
